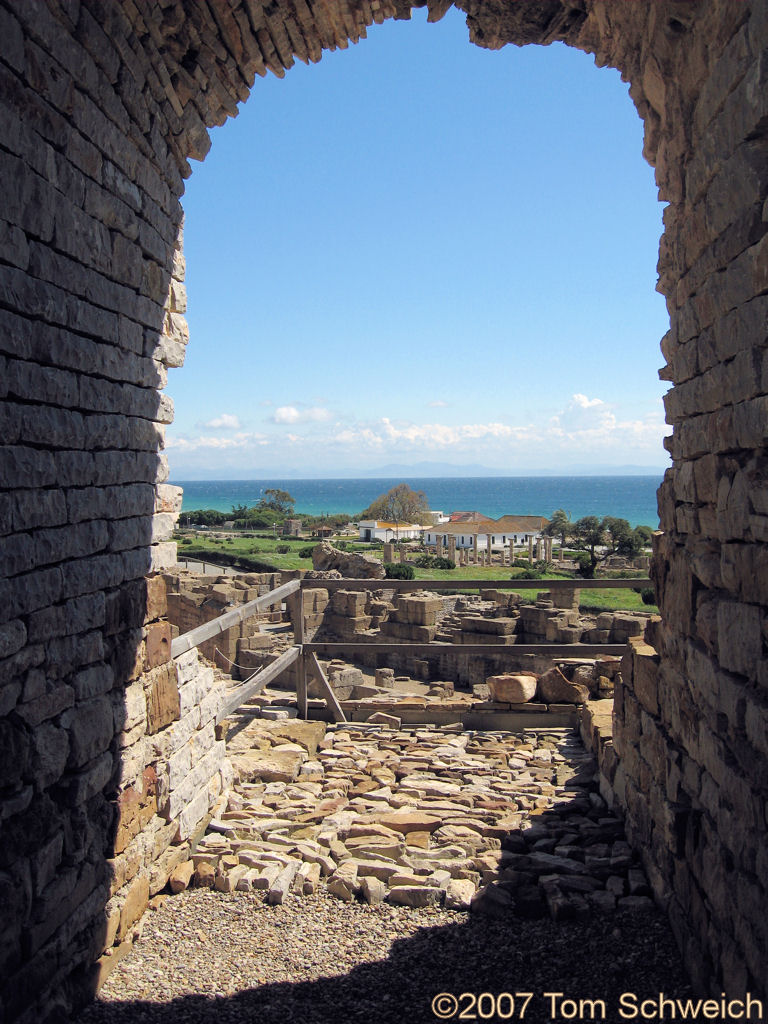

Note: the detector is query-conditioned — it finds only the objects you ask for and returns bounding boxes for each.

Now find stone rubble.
[168,717,654,922]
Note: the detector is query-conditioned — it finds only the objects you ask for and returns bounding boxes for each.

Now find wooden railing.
[170,575,653,725]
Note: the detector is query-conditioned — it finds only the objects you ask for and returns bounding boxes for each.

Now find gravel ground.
[77,887,691,1024]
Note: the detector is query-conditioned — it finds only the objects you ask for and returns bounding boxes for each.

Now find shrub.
[414,554,457,570]
[180,538,193,545]
[516,568,541,580]
[299,547,315,558]
[384,563,415,580]
[275,544,291,554]
[641,587,656,605]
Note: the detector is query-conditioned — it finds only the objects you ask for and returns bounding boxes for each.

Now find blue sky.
[166,7,671,479]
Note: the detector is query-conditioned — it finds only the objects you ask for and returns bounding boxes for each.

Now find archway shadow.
[76,903,692,1024]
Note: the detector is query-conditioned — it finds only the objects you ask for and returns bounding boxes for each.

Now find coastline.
[171,475,662,529]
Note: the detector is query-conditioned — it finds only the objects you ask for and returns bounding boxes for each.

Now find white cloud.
[273,405,332,424]
[331,418,538,450]
[203,413,241,430]
[165,431,266,452]
[571,393,605,409]
[428,399,449,408]
[548,394,665,449]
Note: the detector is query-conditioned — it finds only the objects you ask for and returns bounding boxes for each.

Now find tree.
[570,514,648,573]
[571,515,605,574]
[360,483,432,527]
[601,516,634,555]
[261,488,295,515]
[544,508,572,548]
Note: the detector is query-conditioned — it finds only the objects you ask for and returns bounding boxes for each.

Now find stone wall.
[100,644,231,983]
[1,0,767,1018]
[164,569,287,675]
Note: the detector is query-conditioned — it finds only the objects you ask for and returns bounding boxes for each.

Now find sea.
[172,476,663,528]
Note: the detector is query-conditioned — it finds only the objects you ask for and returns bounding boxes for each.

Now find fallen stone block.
[168,860,194,894]
[267,862,300,904]
[445,878,476,910]
[387,885,441,908]
[366,712,401,729]
[470,882,514,918]
[487,674,537,703]
[361,876,387,905]
[536,667,590,705]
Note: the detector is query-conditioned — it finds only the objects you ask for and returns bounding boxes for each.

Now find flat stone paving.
[204,718,654,917]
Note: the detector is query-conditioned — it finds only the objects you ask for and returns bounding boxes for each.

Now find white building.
[358,520,424,542]
[423,515,549,550]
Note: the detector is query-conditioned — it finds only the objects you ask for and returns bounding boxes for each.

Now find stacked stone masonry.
[0,0,767,1019]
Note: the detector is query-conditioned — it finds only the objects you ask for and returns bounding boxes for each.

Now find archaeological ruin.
[1,0,768,1019]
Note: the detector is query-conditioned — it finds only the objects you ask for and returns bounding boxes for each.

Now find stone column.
[383,542,395,563]
[473,534,478,564]
[447,536,457,564]
[528,537,534,564]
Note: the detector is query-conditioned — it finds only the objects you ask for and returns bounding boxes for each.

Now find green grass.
[174,533,657,612]
[578,590,658,615]
[175,533,312,571]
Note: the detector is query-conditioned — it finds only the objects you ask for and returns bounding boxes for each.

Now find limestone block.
[116,874,149,943]
[396,594,442,625]
[268,862,300,905]
[486,674,537,703]
[173,648,201,687]
[178,664,213,716]
[361,875,386,905]
[145,662,180,733]
[163,744,225,821]
[114,767,158,855]
[167,859,194,895]
[155,484,183,517]
[150,541,177,572]
[144,621,171,669]
[375,811,442,835]
[460,616,516,635]
[29,722,68,790]
[120,678,147,734]
[233,749,304,784]
[151,513,177,543]
[175,783,211,843]
[716,599,762,677]
[537,667,590,705]
[388,885,440,908]
[60,696,114,769]
[445,877,477,910]
[366,712,401,729]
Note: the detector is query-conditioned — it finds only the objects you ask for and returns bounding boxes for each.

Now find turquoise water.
[172,476,662,528]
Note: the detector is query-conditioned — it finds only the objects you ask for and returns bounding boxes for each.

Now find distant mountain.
[350,462,668,479]
[364,461,500,478]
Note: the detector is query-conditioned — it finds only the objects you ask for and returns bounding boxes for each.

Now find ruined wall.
[164,569,286,674]
[0,0,767,1019]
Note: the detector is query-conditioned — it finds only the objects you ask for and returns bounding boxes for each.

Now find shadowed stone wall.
[0,0,766,1019]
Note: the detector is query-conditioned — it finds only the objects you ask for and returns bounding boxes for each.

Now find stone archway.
[1,2,766,1019]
